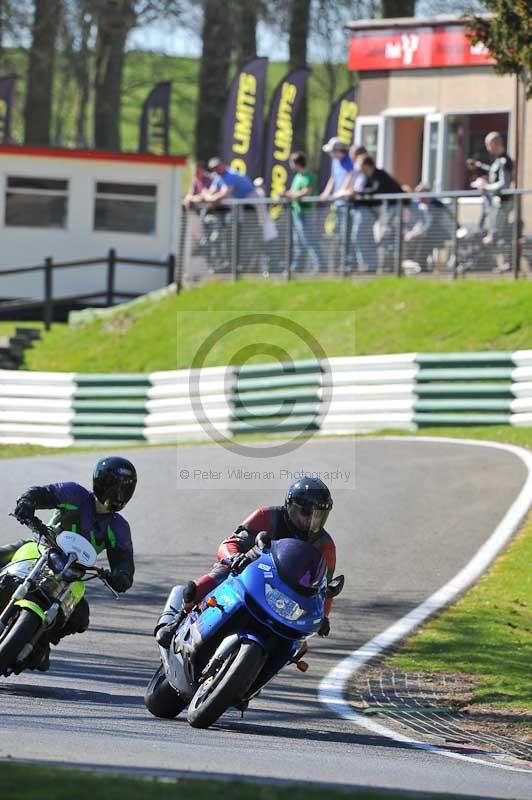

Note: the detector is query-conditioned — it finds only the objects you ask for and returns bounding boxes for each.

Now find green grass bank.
[22,279,532,373]
[0,761,478,800]
[391,512,532,713]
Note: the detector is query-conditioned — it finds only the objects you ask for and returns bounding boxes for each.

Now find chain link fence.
[177,189,532,285]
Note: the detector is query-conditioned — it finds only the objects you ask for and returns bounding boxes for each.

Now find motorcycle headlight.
[47,550,68,575]
[264,583,306,621]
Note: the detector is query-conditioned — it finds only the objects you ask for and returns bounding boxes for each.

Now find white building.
[0,145,186,302]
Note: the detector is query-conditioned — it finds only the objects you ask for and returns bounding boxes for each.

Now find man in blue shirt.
[204,158,256,202]
[320,138,354,273]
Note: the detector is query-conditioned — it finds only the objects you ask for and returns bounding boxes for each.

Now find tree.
[24,0,62,146]
[288,0,311,150]
[194,0,232,161]
[381,0,415,16]
[468,1,531,98]
[92,0,136,150]
[234,0,258,68]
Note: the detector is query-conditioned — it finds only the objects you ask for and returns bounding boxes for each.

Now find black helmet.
[93,456,137,512]
[284,476,332,541]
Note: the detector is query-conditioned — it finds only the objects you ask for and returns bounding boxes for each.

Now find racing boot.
[27,640,50,672]
[155,581,197,648]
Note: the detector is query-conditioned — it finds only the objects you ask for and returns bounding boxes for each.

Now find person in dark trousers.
[0,456,137,671]
[358,156,404,272]
[156,477,337,647]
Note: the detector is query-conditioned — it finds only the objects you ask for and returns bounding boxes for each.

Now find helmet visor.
[97,478,136,512]
[287,502,330,537]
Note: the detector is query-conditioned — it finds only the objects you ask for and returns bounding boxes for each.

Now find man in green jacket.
[282,152,324,273]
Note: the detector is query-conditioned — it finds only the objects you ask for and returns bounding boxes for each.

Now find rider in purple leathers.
[0,456,137,670]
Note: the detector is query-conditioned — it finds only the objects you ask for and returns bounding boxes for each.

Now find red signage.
[348,26,495,72]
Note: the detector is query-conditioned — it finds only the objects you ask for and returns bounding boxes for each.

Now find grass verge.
[22,279,532,373]
[391,512,532,713]
[0,761,474,800]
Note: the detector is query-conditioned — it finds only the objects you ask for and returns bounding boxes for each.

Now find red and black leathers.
[193,505,337,617]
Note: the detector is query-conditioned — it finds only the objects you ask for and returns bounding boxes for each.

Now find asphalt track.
[0,438,531,798]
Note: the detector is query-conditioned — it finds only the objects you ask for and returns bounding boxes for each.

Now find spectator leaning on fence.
[203,158,257,204]
[467,132,514,269]
[280,151,324,274]
[183,161,212,209]
[403,182,455,272]
[320,137,355,272]
[336,145,378,273]
[359,156,404,271]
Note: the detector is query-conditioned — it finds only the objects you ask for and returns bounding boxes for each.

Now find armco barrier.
[1,351,531,447]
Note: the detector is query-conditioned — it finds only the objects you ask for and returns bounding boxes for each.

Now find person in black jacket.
[359,156,404,271]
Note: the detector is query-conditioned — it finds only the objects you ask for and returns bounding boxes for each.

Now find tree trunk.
[74,6,93,148]
[234,0,257,68]
[289,0,310,151]
[194,0,232,162]
[93,0,135,151]
[24,0,61,146]
[381,0,415,17]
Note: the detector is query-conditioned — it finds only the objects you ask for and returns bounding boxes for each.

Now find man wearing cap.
[201,158,258,271]
[203,158,256,203]
[320,137,354,273]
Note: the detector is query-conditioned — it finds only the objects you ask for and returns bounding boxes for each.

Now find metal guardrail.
[178,188,532,284]
[0,249,176,330]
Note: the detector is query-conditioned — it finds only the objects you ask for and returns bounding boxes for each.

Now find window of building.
[5,176,68,228]
[355,116,384,166]
[442,112,510,190]
[94,181,157,234]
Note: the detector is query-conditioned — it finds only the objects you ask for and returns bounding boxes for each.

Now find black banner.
[221,56,268,177]
[263,67,310,208]
[318,87,358,191]
[0,74,18,143]
[139,80,172,155]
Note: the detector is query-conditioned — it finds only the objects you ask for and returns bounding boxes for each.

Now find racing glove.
[231,551,256,574]
[318,617,330,637]
[13,497,36,526]
[231,532,271,574]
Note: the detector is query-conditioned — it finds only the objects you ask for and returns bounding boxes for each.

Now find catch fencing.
[178,189,532,283]
[2,351,531,447]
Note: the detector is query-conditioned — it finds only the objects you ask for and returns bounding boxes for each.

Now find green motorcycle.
[0,517,117,676]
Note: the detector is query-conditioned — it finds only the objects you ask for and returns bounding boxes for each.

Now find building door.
[391,116,424,189]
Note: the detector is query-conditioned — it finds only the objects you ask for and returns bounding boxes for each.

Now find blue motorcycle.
[144,537,344,729]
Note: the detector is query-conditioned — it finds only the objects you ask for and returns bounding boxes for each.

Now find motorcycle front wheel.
[0,609,42,675]
[187,640,266,729]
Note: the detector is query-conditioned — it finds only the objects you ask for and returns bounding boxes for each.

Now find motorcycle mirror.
[255,531,271,550]
[327,574,345,598]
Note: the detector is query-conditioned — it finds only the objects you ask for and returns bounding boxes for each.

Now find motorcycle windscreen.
[271,539,327,597]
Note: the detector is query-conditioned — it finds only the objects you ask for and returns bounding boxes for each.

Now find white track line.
[319,436,532,774]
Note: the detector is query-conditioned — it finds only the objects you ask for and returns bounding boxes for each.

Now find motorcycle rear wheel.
[0,609,42,675]
[187,641,265,729]
[144,662,187,719]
